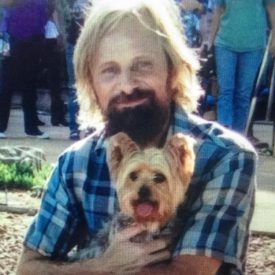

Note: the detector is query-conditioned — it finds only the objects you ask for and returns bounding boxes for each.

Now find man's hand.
[95,224,171,275]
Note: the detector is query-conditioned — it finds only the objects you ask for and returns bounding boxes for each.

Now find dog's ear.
[164,133,196,184]
[107,132,139,180]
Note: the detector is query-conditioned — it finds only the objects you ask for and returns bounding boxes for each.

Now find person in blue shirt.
[208,0,275,133]
[17,0,256,274]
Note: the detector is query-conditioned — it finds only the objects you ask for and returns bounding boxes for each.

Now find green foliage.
[0,161,53,190]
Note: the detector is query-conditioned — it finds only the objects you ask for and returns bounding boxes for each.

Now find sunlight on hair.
[74,0,202,130]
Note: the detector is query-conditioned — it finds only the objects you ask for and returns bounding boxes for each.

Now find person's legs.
[233,50,263,133]
[215,46,238,129]
[21,36,48,138]
[0,36,23,136]
[20,39,38,133]
[45,38,68,126]
[65,43,80,139]
[0,57,13,136]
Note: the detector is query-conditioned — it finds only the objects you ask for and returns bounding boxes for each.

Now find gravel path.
[0,192,275,275]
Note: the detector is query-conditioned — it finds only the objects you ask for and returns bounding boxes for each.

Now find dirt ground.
[0,191,275,275]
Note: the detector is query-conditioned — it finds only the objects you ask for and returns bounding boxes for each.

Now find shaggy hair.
[74,0,201,129]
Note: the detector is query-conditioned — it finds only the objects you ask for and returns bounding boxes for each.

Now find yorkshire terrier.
[69,132,196,261]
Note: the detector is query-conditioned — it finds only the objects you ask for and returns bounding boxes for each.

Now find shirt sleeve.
[23,153,82,259]
[174,150,256,273]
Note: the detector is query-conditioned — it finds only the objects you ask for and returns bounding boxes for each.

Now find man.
[0,0,49,139]
[17,0,257,274]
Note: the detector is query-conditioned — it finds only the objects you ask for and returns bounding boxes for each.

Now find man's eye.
[133,61,153,72]
[153,173,166,184]
[101,67,117,74]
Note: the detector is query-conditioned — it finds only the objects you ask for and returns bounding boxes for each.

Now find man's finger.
[145,250,171,266]
[144,239,168,254]
[123,266,142,275]
[116,224,146,241]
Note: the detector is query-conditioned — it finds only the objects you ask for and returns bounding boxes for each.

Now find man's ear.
[167,68,178,100]
[164,133,196,183]
[107,132,139,181]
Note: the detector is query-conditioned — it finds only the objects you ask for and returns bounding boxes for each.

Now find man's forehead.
[96,16,164,61]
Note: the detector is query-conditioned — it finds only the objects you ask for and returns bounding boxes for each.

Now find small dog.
[69,132,196,260]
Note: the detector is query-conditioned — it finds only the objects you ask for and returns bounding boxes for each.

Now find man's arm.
[17,247,108,275]
[140,254,222,275]
[17,225,171,275]
[266,3,275,57]
[17,249,222,275]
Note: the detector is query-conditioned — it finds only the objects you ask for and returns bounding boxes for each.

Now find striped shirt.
[24,105,256,273]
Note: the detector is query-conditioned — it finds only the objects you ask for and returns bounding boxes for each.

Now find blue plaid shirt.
[24,105,256,273]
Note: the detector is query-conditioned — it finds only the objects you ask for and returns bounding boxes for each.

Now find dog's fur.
[69,132,195,261]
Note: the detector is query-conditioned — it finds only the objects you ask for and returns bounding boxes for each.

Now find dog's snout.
[138,185,151,199]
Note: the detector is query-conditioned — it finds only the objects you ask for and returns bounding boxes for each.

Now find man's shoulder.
[60,128,106,167]
[174,111,257,203]
[174,109,256,155]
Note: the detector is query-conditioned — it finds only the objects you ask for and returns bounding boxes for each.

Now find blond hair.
[74,0,201,129]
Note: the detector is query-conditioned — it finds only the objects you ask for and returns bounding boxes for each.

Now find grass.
[0,161,53,191]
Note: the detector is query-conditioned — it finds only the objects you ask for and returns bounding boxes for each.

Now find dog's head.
[107,132,195,232]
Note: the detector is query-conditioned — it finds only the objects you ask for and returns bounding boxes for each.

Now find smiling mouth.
[116,97,149,108]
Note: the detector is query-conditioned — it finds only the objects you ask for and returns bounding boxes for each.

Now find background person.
[208,0,275,133]
[0,0,49,139]
[55,0,91,140]
[43,0,68,127]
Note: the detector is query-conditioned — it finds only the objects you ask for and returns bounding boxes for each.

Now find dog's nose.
[138,185,151,199]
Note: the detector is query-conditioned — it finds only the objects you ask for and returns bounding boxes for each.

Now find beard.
[105,88,170,147]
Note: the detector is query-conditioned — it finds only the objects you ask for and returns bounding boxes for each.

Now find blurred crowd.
[0,0,92,140]
[0,0,274,145]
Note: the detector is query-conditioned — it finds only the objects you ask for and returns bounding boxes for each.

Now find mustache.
[108,88,155,107]
[105,89,169,146]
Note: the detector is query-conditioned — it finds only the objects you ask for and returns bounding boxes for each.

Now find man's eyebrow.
[134,55,154,61]
[99,56,154,68]
[98,61,117,69]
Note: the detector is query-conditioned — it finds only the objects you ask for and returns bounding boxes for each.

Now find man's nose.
[118,70,136,94]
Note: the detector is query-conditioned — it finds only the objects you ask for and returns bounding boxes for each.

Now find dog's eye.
[153,173,166,184]
[129,171,138,181]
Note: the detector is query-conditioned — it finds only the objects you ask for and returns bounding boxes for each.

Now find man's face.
[91,17,172,145]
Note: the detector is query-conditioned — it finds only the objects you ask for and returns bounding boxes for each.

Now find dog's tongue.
[136,203,154,217]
